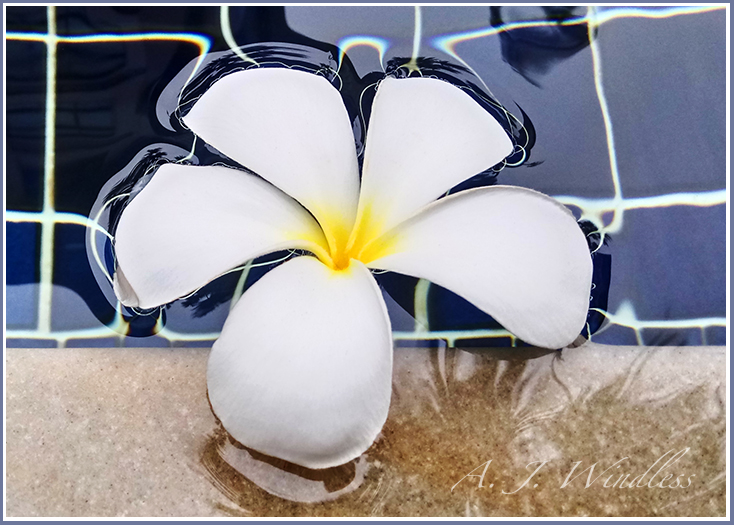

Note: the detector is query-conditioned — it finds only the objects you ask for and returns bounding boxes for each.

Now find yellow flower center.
[311,201,397,272]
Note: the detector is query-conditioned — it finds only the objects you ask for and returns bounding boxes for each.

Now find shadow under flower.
[201,425,367,505]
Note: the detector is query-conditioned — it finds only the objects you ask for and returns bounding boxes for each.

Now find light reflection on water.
[7,6,725,346]
[198,341,725,515]
[6,6,726,348]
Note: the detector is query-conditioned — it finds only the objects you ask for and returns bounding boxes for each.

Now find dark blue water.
[5,6,726,348]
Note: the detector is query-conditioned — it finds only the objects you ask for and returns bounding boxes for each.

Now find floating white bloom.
[113,67,592,469]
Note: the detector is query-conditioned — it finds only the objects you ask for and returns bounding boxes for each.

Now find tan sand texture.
[5,342,725,517]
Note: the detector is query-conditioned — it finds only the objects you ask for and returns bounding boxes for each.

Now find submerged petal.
[352,76,513,244]
[207,256,393,469]
[183,68,360,250]
[114,164,329,309]
[364,186,593,349]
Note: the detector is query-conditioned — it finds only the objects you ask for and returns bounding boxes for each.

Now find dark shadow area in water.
[490,6,595,88]
[201,425,367,505]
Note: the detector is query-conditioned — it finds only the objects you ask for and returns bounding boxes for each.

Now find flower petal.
[114,164,329,309]
[352,76,513,243]
[364,186,593,349]
[183,68,360,250]
[207,256,393,469]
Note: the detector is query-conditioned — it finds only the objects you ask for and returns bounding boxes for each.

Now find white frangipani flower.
[113,67,592,469]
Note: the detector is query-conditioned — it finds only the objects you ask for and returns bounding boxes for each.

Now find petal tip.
[113,266,140,308]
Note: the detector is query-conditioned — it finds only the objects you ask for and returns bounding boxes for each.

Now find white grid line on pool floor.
[5,6,728,346]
